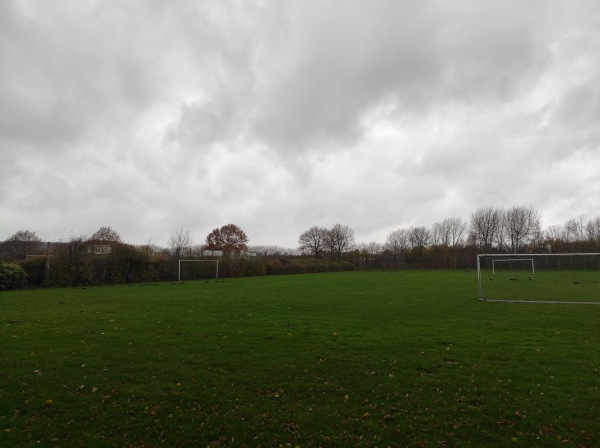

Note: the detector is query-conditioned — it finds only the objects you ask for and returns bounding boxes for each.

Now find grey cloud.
[165,99,238,149]
[252,2,441,151]
[2,1,600,248]
[0,2,161,151]
[251,0,548,153]
[555,81,600,148]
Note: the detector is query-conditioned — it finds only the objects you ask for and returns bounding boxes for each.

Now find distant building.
[70,243,113,255]
[92,245,112,255]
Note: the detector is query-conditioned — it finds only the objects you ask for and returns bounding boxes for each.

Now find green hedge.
[21,258,46,286]
[264,258,353,275]
[12,254,353,289]
[0,261,28,290]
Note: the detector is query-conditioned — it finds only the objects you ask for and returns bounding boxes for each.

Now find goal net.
[477,253,600,304]
[178,260,219,282]
[491,258,534,274]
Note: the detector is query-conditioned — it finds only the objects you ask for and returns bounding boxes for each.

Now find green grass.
[479,270,600,302]
[1,271,599,447]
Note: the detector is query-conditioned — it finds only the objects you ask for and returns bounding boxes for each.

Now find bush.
[263,258,353,275]
[45,259,74,288]
[5,250,354,290]
[21,258,47,287]
[73,261,94,286]
[0,262,28,290]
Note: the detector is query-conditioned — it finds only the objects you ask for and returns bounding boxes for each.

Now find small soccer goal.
[477,253,600,304]
[178,259,219,282]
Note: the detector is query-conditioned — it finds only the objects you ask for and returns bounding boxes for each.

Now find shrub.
[45,260,74,287]
[21,258,47,287]
[73,261,94,286]
[263,258,353,275]
[0,261,28,290]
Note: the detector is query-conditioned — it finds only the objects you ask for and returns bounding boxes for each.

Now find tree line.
[0,224,349,289]
[298,206,600,269]
[2,206,600,289]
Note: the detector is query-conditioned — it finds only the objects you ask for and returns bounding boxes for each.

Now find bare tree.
[325,224,355,261]
[503,205,541,253]
[407,226,430,268]
[529,223,546,252]
[430,222,444,247]
[585,216,600,249]
[494,218,510,251]
[431,217,467,267]
[169,228,193,259]
[545,225,564,242]
[205,224,249,255]
[4,230,42,260]
[544,225,564,252]
[384,228,409,267]
[357,241,383,267]
[445,217,468,248]
[564,215,586,244]
[90,226,122,243]
[470,206,502,250]
[298,226,328,258]
[408,226,429,249]
[137,238,163,258]
[431,218,466,248]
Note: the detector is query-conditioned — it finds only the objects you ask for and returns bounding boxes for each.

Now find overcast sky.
[1,0,599,248]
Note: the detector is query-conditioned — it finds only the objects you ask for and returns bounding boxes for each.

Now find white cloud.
[1,0,600,248]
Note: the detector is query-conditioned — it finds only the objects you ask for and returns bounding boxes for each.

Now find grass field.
[478,270,600,303]
[1,271,599,447]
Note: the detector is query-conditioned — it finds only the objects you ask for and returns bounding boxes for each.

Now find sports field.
[478,270,600,303]
[1,271,598,447]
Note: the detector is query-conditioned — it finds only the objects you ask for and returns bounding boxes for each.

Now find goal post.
[477,253,600,304]
[178,259,219,282]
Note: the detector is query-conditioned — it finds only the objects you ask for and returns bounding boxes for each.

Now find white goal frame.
[492,258,534,274]
[178,259,219,282]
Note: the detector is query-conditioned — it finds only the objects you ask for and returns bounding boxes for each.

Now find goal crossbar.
[178,259,219,282]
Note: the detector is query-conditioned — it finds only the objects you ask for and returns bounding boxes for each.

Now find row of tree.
[0,224,250,261]
[296,207,600,268]
[463,206,599,253]
[0,223,353,289]
[298,224,355,261]
[167,224,249,259]
[0,222,353,289]
[3,206,600,277]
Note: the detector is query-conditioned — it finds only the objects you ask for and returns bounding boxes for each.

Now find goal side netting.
[178,260,219,282]
[477,253,600,304]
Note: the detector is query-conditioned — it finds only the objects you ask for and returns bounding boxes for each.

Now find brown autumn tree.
[89,226,122,243]
[205,224,249,255]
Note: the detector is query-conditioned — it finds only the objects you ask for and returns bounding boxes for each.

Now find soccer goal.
[178,259,219,282]
[477,253,600,304]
